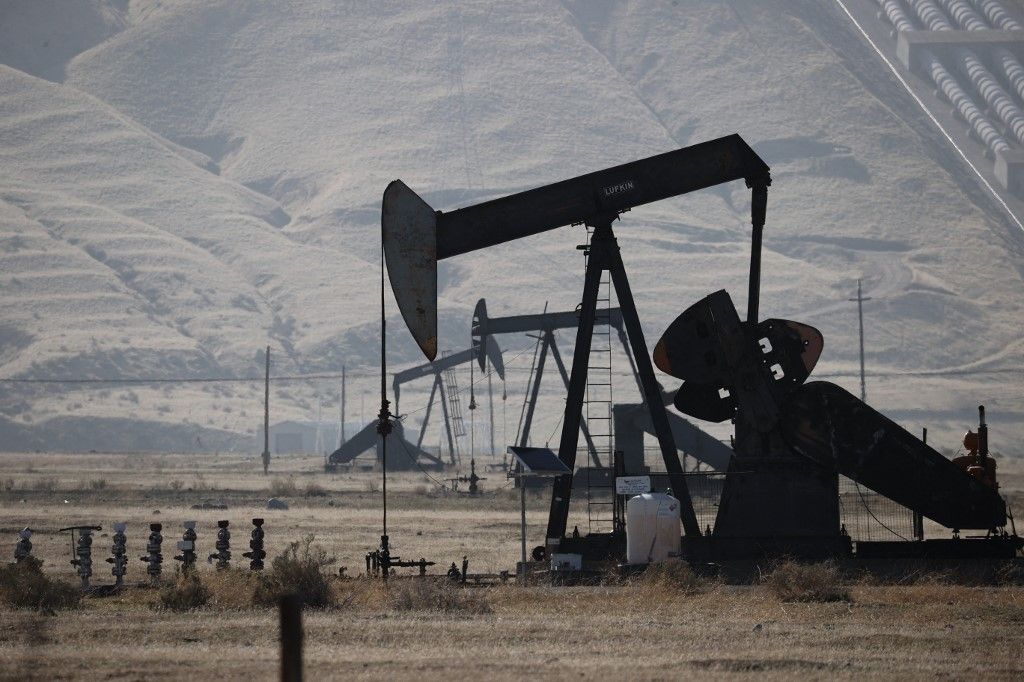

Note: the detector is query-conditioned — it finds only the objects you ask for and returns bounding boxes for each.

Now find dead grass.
[2,452,1024,679]
[766,560,851,603]
[387,579,492,614]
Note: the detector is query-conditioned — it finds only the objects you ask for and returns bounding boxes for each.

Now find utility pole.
[339,365,347,447]
[314,399,323,455]
[848,279,872,402]
[262,345,271,475]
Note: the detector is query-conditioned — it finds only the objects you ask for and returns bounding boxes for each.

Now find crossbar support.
[547,332,602,468]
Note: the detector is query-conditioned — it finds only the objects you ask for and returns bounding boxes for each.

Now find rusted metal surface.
[382,180,437,360]
[782,381,1007,530]
[653,289,822,431]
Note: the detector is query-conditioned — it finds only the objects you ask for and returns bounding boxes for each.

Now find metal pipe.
[960,50,1024,142]
[263,345,270,475]
[519,466,527,584]
[978,404,989,456]
[746,183,767,324]
[518,334,549,448]
[910,0,957,29]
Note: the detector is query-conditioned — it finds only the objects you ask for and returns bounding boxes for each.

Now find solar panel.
[507,446,571,476]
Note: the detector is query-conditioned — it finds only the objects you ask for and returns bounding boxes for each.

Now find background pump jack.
[392,335,505,465]
[326,336,504,471]
[471,297,630,466]
[383,134,772,558]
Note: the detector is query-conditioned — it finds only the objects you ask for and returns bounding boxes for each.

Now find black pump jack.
[382,134,771,546]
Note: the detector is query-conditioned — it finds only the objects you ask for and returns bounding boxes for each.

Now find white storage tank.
[626,493,682,565]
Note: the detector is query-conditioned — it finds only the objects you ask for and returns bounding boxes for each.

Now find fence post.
[280,594,303,682]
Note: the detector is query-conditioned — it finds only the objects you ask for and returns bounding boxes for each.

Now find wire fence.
[597,447,918,543]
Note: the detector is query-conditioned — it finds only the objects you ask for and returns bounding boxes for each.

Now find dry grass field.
[1,452,1024,680]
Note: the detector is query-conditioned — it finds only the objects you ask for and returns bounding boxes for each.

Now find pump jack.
[383,134,771,552]
[384,133,1020,567]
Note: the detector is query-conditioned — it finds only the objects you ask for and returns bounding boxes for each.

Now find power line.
[5,364,1023,385]
[0,372,367,384]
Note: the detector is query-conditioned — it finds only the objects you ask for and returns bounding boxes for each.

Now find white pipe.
[838,0,1024,232]
[908,0,1024,148]
[961,50,1024,141]
[924,54,1011,152]
[939,0,990,30]
[877,0,917,32]
[944,1,1024,108]
[908,0,956,30]
[940,1,1024,124]
[971,0,1023,30]
[996,49,1024,107]
[876,0,1011,154]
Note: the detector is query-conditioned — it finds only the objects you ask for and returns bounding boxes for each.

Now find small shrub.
[87,478,107,490]
[304,482,327,497]
[363,480,380,493]
[253,535,336,608]
[388,579,492,614]
[168,479,184,491]
[2,477,14,492]
[158,571,210,612]
[0,557,81,610]
[765,560,850,603]
[269,477,298,497]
